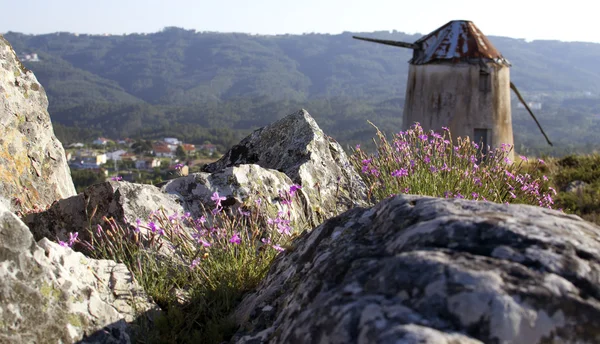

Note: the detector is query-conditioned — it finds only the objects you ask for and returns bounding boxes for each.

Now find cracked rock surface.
[0,200,159,344]
[0,35,75,213]
[233,195,600,344]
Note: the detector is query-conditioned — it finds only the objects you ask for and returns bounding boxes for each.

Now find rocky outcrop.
[24,180,187,244]
[0,36,75,213]
[233,195,600,344]
[0,200,158,343]
[162,164,311,223]
[202,109,367,220]
[26,110,366,242]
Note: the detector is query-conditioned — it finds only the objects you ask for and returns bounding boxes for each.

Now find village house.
[66,142,85,148]
[92,137,113,146]
[135,158,161,170]
[182,143,196,155]
[198,143,217,156]
[105,149,127,161]
[119,152,138,161]
[163,137,181,145]
[69,151,107,169]
[153,143,175,158]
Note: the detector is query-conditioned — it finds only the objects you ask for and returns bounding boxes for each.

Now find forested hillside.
[4,27,600,155]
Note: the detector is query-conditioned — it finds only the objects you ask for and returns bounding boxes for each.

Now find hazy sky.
[2,0,597,43]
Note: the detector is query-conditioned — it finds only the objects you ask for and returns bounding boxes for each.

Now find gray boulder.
[24,180,187,244]
[162,164,315,230]
[233,195,600,344]
[202,109,367,220]
[0,200,158,344]
[0,36,75,213]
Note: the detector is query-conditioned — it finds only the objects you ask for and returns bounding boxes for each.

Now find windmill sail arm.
[352,36,418,49]
[510,82,553,146]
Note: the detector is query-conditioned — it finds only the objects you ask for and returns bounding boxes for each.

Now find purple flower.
[277,223,291,235]
[519,155,528,162]
[355,144,361,150]
[59,232,79,248]
[211,192,227,208]
[190,258,201,269]
[454,193,464,199]
[418,134,428,141]
[237,208,250,216]
[471,192,479,199]
[391,168,409,178]
[174,163,185,170]
[442,126,449,131]
[69,232,78,245]
[538,158,545,165]
[289,184,302,197]
[97,224,104,235]
[429,165,437,173]
[424,156,431,164]
[229,233,241,245]
[148,221,157,233]
[543,175,548,181]
[111,176,122,181]
[272,245,285,252]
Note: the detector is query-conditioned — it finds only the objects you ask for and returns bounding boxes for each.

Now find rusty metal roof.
[411,20,510,66]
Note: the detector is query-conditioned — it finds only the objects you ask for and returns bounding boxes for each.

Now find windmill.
[354,20,551,159]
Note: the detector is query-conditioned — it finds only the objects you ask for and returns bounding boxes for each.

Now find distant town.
[66,137,221,190]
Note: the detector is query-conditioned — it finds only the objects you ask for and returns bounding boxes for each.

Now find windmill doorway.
[474,128,490,156]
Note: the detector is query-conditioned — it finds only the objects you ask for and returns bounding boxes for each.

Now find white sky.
[2,0,598,43]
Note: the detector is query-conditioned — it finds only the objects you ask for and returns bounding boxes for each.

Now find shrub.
[350,122,556,208]
[66,186,302,343]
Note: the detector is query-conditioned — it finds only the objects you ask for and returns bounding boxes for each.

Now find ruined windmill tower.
[354,20,552,160]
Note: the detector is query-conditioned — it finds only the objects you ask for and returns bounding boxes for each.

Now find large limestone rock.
[162,164,315,229]
[233,196,600,344]
[202,109,368,220]
[0,36,75,212]
[0,200,158,343]
[24,180,187,244]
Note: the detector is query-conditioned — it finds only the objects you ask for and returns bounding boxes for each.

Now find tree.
[132,139,153,155]
[175,145,187,159]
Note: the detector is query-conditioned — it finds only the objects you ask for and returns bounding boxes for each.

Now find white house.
[105,150,127,161]
[93,137,112,145]
[135,158,161,170]
[164,138,181,146]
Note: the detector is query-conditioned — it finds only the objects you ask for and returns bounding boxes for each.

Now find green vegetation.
[71,170,107,193]
[73,188,306,343]
[351,122,554,208]
[545,154,600,225]
[58,123,594,343]
[3,29,600,155]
